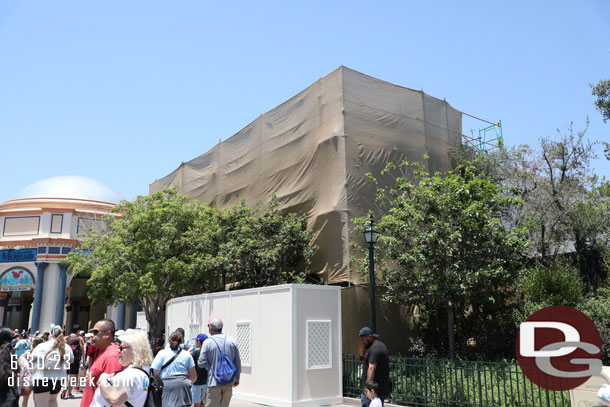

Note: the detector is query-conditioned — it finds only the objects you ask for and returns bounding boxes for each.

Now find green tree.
[356,162,529,359]
[207,199,316,289]
[64,188,220,341]
[64,190,316,341]
[522,124,610,288]
[457,124,610,289]
[591,79,610,123]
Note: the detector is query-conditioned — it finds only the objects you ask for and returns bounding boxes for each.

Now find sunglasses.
[89,329,113,336]
[119,344,131,352]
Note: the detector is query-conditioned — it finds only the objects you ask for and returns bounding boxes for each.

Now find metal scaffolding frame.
[461,112,504,152]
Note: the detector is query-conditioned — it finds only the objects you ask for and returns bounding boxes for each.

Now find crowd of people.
[0,316,241,407]
[0,318,387,407]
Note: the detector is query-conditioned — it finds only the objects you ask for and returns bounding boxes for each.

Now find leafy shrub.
[579,286,610,364]
[522,261,585,307]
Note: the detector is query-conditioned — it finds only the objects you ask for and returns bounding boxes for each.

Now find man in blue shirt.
[198,317,241,407]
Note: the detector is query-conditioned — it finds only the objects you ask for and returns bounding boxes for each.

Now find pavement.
[23,391,368,407]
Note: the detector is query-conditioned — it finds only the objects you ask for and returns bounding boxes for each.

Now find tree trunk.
[446,300,456,360]
[540,224,546,261]
[574,232,605,290]
[142,298,164,349]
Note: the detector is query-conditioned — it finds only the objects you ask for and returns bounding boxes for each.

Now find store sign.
[0,249,37,263]
[0,268,35,291]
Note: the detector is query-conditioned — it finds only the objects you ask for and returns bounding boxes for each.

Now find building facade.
[0,176,133,332]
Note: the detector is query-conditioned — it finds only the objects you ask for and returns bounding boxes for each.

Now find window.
[50,214,63,234]
[307,320,332,369]
[3,216,40,236]
[188,324,200,346]
[235,322,252,366]
[77,217,107,237]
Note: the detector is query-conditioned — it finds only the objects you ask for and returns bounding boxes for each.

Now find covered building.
[0,176,134,332]
[151,66,463,285]
[150,67,465,353]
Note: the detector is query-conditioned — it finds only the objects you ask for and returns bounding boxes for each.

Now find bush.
[522,261,585,307]
[579,286,610,365]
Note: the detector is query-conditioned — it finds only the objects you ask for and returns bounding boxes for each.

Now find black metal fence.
[343,354,570,407]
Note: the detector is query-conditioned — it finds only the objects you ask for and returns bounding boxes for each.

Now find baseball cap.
[207,317,223,331]
[359,327,379,337]
[194,333,208,342]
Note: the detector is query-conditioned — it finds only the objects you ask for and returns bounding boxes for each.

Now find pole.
[368,243,376,333]
[55,263,68,327]
[31,262,48,332]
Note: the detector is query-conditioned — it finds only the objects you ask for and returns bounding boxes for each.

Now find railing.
[343,354,570,407]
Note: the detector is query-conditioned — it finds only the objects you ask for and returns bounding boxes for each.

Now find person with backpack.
[63,324,83,399]
[151,330,196,407]
[93,329,155,407]
[197,317,241,407]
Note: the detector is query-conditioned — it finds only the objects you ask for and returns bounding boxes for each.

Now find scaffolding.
[461,112,504,151]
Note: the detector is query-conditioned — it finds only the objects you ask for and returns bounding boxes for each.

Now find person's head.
[176,327,185,337]
[72,324,80,335]
[42,331,50,340]
[31,337,45,351]
[207,317,223,335]
[46,327,66,361]
[359,327,379,349]
[168,330,184,351]
[364,381,379,401]
[90,319,116,350]
[118,330,152,368]
[0,327,12,347]
[0,327,15,388]
[115,330,126,342]
[194,333,208,347]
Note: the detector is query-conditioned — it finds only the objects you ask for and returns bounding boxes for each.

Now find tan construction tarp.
[150,66,462,284]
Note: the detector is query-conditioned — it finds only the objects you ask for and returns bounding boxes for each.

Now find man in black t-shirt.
[191,333,209,407]
[359,327,390,406]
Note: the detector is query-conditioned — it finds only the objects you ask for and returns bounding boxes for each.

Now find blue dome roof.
[16,176,124,203]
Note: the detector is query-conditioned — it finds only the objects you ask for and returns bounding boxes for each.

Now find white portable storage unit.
[570,366,610,406]
[165,284,343,407]
[135,311,149,332]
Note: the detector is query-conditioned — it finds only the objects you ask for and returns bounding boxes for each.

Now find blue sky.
[0,1,608,203]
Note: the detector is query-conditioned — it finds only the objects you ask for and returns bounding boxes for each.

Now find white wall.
[166,284,342,407]
[257,288,292,402]
[295,287,342,403]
